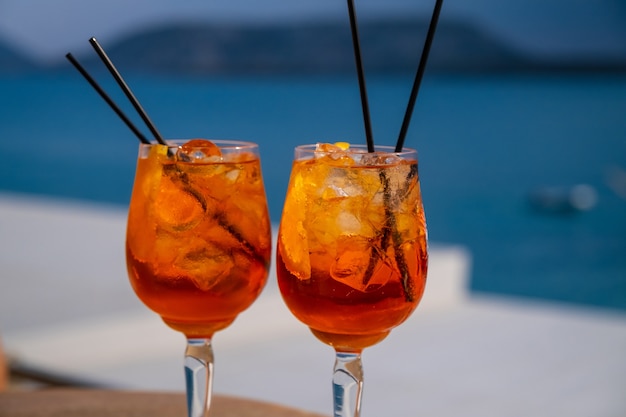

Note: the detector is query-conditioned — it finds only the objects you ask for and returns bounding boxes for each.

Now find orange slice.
[278,169,311,280]
[180,139,221,157]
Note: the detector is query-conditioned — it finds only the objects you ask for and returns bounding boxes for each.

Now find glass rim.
[139,139,259,150]
[295,143,418,157]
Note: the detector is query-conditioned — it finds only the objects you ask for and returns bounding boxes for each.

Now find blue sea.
[1,71,625,311]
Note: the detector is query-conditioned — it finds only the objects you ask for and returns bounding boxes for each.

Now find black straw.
[65,53,151,144]
[88,37,167,145]
[346,0,375,153]
[395,0,444,152]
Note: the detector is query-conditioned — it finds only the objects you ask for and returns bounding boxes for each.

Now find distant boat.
[527,184,597,215]
[606,165,626,201]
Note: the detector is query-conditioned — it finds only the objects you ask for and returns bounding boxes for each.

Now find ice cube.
[176,139,222,163]
[359,152,402,167]
[330,235,391,291]
[336,212,362,234]
[224,167,241,183]
[154,174,205,231]
[176,242,234,291]
[314,142,356,165]
[315,142,348,153]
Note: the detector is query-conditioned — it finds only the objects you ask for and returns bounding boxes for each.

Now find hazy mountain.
[2,17,625,75]
[0,39,39,72]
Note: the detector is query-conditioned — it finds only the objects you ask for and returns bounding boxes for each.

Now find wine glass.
[276,143,428,417]
[126,139,272,417]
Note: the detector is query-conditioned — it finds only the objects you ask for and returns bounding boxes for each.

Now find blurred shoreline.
[3,17,626,76]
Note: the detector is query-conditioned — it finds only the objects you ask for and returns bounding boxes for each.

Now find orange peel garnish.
[278,171,311,280]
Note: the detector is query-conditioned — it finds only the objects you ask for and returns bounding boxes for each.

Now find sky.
[1,0,625,63]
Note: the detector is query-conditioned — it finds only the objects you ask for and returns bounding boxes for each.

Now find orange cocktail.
[125,139,271,417]
[126,139,271,338]
[277,143,428,351]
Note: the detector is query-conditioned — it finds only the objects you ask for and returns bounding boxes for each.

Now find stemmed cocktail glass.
[126,139,272,417]
[276,142,428,417]
[66,38,272,417]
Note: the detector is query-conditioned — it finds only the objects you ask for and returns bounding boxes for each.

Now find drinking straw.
[346,0,375,153]
[88,37,167,146]
[65,53,151,145]
[395,0,444,152]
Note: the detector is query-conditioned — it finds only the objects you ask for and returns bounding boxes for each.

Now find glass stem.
[184,338,214,417]
[333,351,363,417]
